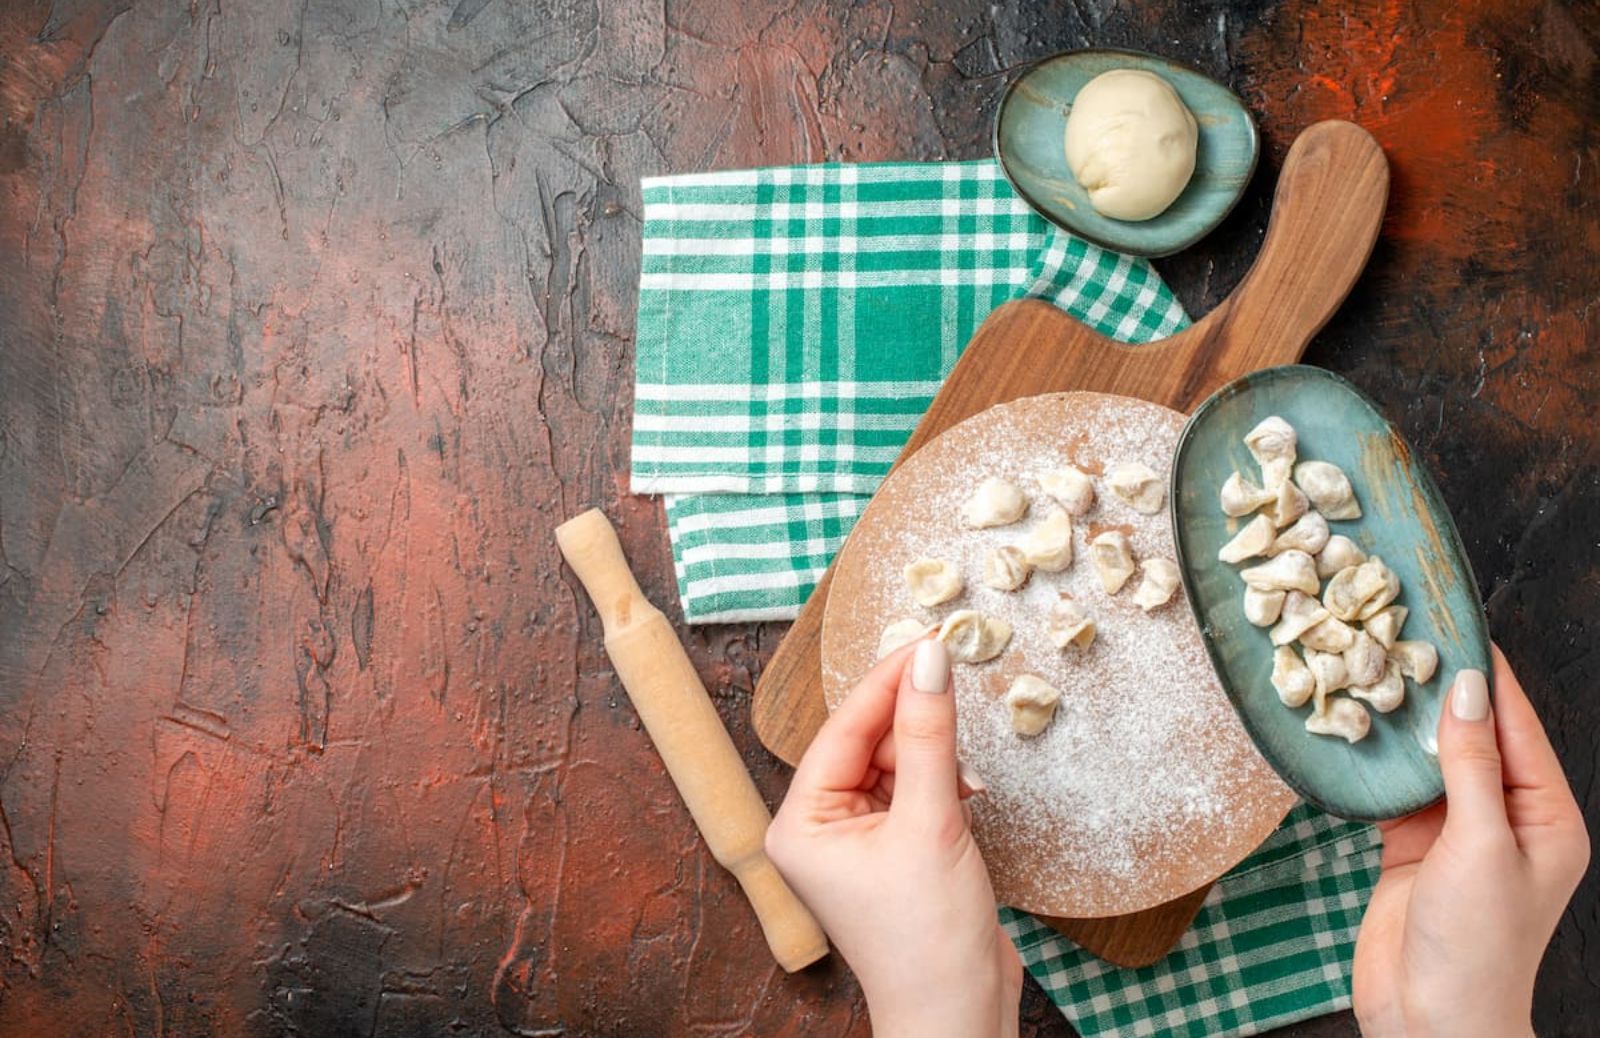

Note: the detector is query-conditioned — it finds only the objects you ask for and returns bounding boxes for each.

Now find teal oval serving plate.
[994,48,1257,257]
[1171,365,1492,821]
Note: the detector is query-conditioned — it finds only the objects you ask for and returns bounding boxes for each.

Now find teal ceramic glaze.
[994,48,1257,257]
[1171,365,1492,822]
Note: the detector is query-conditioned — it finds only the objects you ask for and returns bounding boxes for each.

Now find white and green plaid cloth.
[1004,803,1380,1037]
[629,161,1381,1036]
[633,161,1185,623]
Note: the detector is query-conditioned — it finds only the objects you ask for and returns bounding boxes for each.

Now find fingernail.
[1450,669,1489,722]
[911,639,949,694]
[958,758,988,795]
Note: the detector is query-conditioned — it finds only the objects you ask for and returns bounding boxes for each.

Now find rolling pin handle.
[728,851,831,973]
[555,508,652,638]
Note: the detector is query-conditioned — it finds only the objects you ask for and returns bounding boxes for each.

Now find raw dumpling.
[1089,531,1137,594]
[903,558,963,607]
[1300,615,1357,653]
[1241,550,1320,595]
[1131,558,1181,612]
[877,618,931,659]
[1270,511,1330,557]
[1271,645,1315,707]
[1037,466,1096,516]
[982,545,1032,591]
[1245,416,1298,488]
[937,610,1012,663]
[1260,478,1309,528]
[1046,597,1096,650]
[1350,659,1405,713]
[1294,460,1362,520]
[1305,648,1351,708]
[1022,510,1074,572]
[1363,605,1408,650]
[1354,557,1401,621]
[1323,558,1390,621]
[1005,674,1062,737]
[1220,471,1274,517]
[1315,534,1367,579]
[1219,514,1277,564]
[1209,425,1404,745]
[961,477,1027,529]
[1107,461,1165,514]
[1271,590,1330,646]
[1343,630,1388,687]
[1244,586,1287,626]
[1306,697,1371,743]
[1390,640,1439,684]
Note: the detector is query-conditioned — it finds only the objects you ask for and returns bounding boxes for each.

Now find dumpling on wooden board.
[961,477,1027,529]
[1088,531,1136,594]
[903,558,963,607]
[937,610,1012,663]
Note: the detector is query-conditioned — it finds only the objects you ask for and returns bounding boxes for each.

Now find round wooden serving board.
[822,392,1297,918]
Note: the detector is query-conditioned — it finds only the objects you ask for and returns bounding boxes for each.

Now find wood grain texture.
[1034,884,1212,972]
[0,0,1595,1035]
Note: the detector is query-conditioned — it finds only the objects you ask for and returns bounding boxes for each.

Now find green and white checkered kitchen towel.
[629,160,1381,1036]
[632,161,1185,623]
[1004,803,1380,1037]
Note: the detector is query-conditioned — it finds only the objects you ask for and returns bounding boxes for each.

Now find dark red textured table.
[0,1,1595,1035]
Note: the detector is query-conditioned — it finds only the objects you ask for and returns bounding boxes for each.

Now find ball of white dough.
[1064,69,1198,221]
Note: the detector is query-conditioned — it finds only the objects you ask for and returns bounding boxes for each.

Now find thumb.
[1437,668,1511,847]
[888,638,962,828]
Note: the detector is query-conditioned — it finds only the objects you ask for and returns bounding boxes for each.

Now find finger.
[870,728,895,774]
[790,643,913,796]
[888,639,962,827]
[1489,646,1578,806]
[957,759,987,800]
[1435,666,1512,847]
[870,735,986,799]
[1488,646,1589,872]
[1375,801,1445,869]
[875,771,895,802]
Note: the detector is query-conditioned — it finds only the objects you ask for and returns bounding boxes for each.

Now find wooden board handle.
[1229,121,1390,343]
[1162,120,1390,405]
[556,510,830,972]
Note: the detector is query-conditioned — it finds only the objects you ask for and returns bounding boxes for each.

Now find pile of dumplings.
[879,460,1182,739]
[1217,417,1439,743]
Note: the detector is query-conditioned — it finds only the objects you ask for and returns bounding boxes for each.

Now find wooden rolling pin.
[555,508,830,973]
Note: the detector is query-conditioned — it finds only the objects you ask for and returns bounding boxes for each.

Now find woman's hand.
[766,639,1022,1038]
[1353,646,1590,1037]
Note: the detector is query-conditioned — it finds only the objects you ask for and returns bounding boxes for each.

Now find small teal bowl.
[994,48,1258,257]
[1171,365,1492,822]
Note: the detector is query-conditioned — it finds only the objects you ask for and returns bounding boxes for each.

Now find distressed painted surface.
[0,1,1593,1035]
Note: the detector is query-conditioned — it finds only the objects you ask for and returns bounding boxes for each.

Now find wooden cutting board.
[820,392,1300,920]
[753,120,1389,965]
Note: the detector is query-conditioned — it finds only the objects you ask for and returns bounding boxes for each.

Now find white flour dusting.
[822,394,1290,915]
